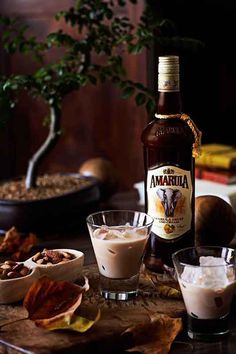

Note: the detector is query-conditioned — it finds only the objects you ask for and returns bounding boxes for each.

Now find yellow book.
[196,144,236,170]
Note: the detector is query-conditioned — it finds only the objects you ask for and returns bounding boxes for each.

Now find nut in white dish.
[25,248,84,282]
[0,248,84,304]
[0,263,39,304]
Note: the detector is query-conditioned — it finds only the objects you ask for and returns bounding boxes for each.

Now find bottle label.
[147,166,192,240]
[158,73,179,92]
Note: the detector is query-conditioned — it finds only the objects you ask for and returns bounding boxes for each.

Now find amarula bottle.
[141,55,201,271]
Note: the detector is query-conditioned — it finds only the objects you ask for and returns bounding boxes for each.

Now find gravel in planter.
[0,174,91,201]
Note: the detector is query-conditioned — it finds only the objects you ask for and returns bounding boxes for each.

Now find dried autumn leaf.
[123,313,182,354]
[45,310,101,332]
[23,276,99,332]
[0,227,21,253]
[144,269,182,299]
[12,233,38,261]
[153,284,181,299]
[0,227,38,261]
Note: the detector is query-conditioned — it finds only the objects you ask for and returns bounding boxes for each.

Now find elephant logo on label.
[157,188,182,217]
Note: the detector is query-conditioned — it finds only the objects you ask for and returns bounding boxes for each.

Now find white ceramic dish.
[0,248,84,304]
[0,265,39,304]
[25,248,84,282]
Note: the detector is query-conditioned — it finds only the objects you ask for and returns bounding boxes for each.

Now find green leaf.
[122,86,135,99]
[2,31,10,41]
[128,42,144,54]
[106,9,113,20]
[146,99,156,115]
[135,92,146,106]
[119,81,128,89]
[11,84,18,90]
[87,75,97,85]
[118,0,126,6]
[44,75,52,81]
[111,76,120,83]
[134,82,146,90]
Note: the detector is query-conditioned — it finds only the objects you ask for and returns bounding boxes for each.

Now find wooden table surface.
[1,189,236,354]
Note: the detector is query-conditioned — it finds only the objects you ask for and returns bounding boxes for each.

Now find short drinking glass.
[86,210,153,300]
[172,246,236,340]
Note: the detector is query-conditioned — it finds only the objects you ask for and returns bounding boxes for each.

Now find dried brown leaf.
[0,227,21,253]
[144,268,182,299]
[23,276,90,330]
[45,309,101,332]
[0,227,38,261]
[123,313,182,354]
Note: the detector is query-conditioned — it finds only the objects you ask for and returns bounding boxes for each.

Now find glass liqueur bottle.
[141,55,201,271]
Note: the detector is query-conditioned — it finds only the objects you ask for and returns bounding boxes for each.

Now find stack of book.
[195,144,236,185]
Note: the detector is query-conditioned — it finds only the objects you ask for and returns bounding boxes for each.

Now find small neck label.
[158,73,179,92]
[147,165,192,240]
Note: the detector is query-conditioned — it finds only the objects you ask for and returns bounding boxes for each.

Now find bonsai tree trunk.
[25,103,61,189]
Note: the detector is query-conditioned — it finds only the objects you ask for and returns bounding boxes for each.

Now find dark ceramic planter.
[0,174,100,234]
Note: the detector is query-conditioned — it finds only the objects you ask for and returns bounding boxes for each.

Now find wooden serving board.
[0,265,185,354]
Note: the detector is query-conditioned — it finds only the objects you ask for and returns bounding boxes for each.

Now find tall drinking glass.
[172,246,236,340]
[87,210,153,300]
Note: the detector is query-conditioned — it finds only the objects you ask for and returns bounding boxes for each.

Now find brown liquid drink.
[142,56,197,270]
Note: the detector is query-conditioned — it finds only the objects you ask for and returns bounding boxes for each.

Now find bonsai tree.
[0,0,202,190]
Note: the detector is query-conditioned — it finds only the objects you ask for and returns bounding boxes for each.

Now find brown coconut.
[79,157,119,198]
[195,195,236,247]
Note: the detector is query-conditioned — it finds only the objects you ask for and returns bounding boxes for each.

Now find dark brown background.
[157,0,236,146]
[0,0,148,191]
[1,0,236,191]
